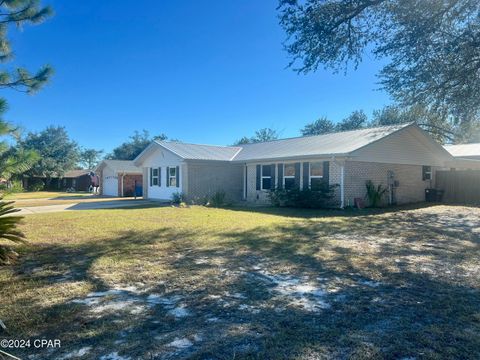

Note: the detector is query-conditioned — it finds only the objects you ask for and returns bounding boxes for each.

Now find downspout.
[244,163,247,200]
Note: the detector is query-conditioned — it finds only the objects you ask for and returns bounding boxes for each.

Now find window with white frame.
[151,168,159,186]
[261,165,272,190]
[284,163,296,190]
[310,162,324,190]
[169,167,177,187]
[422,166,432,181]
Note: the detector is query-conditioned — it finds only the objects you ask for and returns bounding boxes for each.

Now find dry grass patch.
[5,191,91,200]
[0,204,479,359]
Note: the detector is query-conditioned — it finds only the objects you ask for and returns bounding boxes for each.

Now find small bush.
[171,191,184,205]
[0,181,23,195]
[268,188,286,207]
[27,178,45,192]
[208,190,227,207]
[269,185,338,208]
[365,180,388,208]
[8,181,24,194]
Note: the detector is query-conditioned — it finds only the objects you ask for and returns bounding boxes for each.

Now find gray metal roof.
[64,169,92,178]
[156,141,242,161]
[153,124,410,162]
[233,124,410,161]
[444,143,480,158]
[97,160,142,174]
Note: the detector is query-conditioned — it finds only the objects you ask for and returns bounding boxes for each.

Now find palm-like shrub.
[209,190,227,207]
[365,180,388,208]
[0,198,25,265]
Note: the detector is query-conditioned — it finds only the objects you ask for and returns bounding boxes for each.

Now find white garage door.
[102,175,118,196]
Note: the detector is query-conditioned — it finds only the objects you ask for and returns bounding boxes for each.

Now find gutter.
[232,153,350,164]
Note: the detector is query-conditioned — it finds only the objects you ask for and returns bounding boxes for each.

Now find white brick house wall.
[244,160,435,207]
[343,161,435,206]
[185,162,243,203]
[245,160,342,205]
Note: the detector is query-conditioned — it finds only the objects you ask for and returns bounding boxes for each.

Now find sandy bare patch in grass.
[0,204,479,359]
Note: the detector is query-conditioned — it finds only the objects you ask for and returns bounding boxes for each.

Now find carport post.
[120,172,125,197]
[340,164,345,209]
[333,157,345,209]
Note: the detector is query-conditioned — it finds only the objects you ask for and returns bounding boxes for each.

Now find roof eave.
[232,153,350,163]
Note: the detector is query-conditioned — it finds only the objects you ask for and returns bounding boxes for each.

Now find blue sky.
[4,0,392,153]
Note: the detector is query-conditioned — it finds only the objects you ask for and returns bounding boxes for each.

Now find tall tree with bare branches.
[279,0,480,134]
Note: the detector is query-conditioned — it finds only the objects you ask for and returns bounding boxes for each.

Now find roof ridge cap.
[239,123,410,146]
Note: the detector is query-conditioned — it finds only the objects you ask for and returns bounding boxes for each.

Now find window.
[284,163,296,190]
[169,167,177,187]
[151,168,159,186]
[261,165,271,190]
[310,162,324,190]
[422,166,432,181]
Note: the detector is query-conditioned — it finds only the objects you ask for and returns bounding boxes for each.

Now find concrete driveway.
[16,198,156,215]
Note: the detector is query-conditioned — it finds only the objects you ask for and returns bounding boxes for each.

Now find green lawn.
[0,205,479,359]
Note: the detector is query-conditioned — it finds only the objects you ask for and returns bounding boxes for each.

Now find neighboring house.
[95,160,143,197]
[134,123,465,207]
[443,143,480,170]
[61,169,94,191]
[444,143,480,161]
[22,169,93,191]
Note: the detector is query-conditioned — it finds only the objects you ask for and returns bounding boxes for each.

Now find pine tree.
[0,0,53,93]
[0,0,53,265]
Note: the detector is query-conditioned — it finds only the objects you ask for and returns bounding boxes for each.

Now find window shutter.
[256,165,261,190]
[166,167,170,187]
[150,168,153,186]
[294,162,301,188]
[277,163,284,189]
[303,162,310,189]
[176,166,180,187]
[323,161,330,186]
[270,164,276,190]
[158,167,161,186]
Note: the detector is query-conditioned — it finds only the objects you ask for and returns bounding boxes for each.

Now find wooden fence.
[436,170,480,204]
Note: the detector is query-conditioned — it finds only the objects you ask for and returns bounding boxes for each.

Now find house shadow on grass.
[2,206,480,359]
[227,202,443,219]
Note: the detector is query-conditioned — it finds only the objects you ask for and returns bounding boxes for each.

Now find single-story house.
[444,143,480,160]
[443,143,480,170]
[444,143,480,161]
[134,123,471,207]
[95,160,143,197]
[60,169,94,191]
[22,169,93,191]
